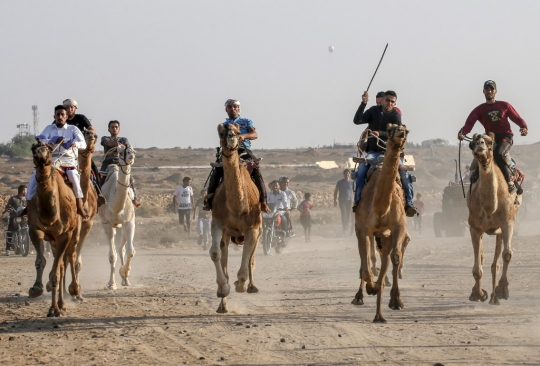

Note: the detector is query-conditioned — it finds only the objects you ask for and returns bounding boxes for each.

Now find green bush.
[0,134,35,158]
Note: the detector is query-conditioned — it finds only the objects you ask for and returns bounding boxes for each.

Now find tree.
[0,134,35,158]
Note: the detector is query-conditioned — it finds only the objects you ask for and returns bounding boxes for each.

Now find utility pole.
[32,105,39,135]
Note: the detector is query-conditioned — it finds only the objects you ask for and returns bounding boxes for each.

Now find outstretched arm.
[353,92,369,125]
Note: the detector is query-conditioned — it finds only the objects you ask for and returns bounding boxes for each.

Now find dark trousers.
[339,199,352,232]
[178,209,191,229]
[494,137,513,183]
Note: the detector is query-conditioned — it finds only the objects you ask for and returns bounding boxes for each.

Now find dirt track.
[1,221,539,365]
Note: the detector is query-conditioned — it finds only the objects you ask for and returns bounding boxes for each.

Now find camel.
[99,146,137,290]
[69,129,99,300]
[210,123,262,313]
[351,124,410,323]
[27,141,81,317]
[467,133,521,305]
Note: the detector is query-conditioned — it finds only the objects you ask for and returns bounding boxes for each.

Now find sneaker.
[5,249,9,256]
[132,199,142,208]
[197,235,203,245]
[286,231,295,238]
[352,203,358,213]
[405,204,417,218]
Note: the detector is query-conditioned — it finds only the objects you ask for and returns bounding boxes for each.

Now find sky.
[1,0,539,149]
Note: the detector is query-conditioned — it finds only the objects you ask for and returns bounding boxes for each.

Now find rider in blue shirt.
[204,99,269,213]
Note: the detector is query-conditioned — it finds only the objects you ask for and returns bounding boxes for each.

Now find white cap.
[63,99,78,107]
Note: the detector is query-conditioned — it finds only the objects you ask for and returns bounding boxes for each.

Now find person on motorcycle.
[100,120,142,207]
[352,90,416,216]
[266,180,294,237]
[203,99,269,213]
[4,185,27,256]
[278,176,297,234]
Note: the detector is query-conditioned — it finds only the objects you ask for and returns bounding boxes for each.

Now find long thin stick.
[366,43,388,92]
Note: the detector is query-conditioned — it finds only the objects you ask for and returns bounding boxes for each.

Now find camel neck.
[79,146,94,201]
[221,149,247,213]
[109,166,131,214]
[477,159,499,215]
[373,144,401,217]
[36,165,58,223]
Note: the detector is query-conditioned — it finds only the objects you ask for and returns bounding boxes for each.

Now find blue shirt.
[336,179,354,201]
[223,117,255,149]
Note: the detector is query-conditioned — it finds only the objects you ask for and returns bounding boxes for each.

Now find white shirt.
[267,190,289,210]
[38,123,86,167]
[174,186,193,210]
[282,188,298,209]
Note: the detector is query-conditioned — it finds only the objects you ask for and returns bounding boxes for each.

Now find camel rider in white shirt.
[266,180,294,237]
[27,105,89,219]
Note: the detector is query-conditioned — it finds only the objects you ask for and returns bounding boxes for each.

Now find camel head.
[217,123,241,151]
[470,133,494,164]
[31,141,55,167]
[82,129,97,152]
[386,124,409,151]
[116,145,136,167]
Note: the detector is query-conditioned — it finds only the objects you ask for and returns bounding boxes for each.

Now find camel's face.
[31,142,54,167]
[218,123,241,151]
[387,124,409,149]
[83,129,97,150]
[471,133,493,160]
[117,146,136,166]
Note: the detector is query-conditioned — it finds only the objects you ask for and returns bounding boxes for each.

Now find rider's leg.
[494,138,514,191]
[99,159,113,187]
[90,160,107,207]
[399,166,416,217]
[203,167,223,210]
[251,167,270,213]
[66,169,89,219]
[129,177,142,207]
[353,163,369,209]
[26,170,37,201]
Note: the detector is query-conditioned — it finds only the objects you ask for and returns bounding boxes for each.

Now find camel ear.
[217,123,225,135]
[472,133,479,141]
[488,132,495,141]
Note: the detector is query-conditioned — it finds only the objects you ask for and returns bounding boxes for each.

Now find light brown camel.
[69,129,99,300]
[27,141,81,317]
[210,123,262,313]
[467,133,521,305]
[351,124,410,323]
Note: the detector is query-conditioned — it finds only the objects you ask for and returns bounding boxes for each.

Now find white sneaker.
[5,250,10,256]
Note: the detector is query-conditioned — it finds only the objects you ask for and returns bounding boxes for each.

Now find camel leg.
[221,235,230,282]
[495,224,514,301]
[67,224,81,299]
[489,233,503,305]
[28,228,46,298]
[373,240,391,323]
[48,233,70,317]
[398,233,410,279]
[72,219,93,301]
[104,225,118,290]
[469,228,488,302]
[246,226,261,294]
[389,229,406,311]
[120,220,136,286]
[235,229,258,293]
[353,228,374,304]
[210,219,230,313]
[369,236,379,276]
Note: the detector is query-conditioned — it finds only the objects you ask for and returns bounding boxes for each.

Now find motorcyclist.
[3,185,27,256]
[266,180,294,237]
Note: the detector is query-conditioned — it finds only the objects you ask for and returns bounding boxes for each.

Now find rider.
[100,120,142,207]
[62,99,107,206]
[203,99,269,213]
[458,80,528,193]
[3,185,27,256]
[27,105,89,219]
[353,91,402,122]
[278,176,297,234]
[266,180,293,236]
[352,91,416,216]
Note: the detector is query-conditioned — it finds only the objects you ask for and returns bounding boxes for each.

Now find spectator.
[413,193,425,234]
[173,176,194,236]
[462,164,471,182]
[193,188,211,249]
[334,169,353,236]
[298,192,313,242]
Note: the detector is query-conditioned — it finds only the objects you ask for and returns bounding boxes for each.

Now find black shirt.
[356,105,402,153]
[67,114,92,132]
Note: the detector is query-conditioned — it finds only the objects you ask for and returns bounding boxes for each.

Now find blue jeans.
[399,161,415,207]
[354,152,384,203]
[197,217,211,245]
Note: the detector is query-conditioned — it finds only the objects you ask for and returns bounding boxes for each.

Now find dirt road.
[1,223,539,365]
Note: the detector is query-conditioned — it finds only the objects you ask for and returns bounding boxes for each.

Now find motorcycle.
[261,203,291,256]
[3,206,30,257]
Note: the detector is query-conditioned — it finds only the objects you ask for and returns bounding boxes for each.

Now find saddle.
[54,166,77,188]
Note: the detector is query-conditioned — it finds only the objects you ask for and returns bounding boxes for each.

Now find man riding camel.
[204,99,269,213]
[458,80,528,193]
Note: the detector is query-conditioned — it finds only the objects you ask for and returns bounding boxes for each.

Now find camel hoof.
[217,284,230,298]
[384,277,392,287]
[495,285,509,300]
[351,297,364,306]
[68,283,80,296]
[398,271,403,280]
[216,299,228,314]
[105,284,117,291]
[389,298,404,310]
[122,278,130,287]
[74,295,86,302]
[47,308,62,318]
[489,294,500,305]
[234,280,247,293]
[247,285,259,294]
[372,267,380,276]
[366,282,379,296]
[29,285,44,298]
[46,281,52,293]
[373,315,387,323]
[469,289,488,302]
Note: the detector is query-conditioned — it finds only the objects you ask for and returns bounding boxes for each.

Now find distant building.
[421,138,450,148]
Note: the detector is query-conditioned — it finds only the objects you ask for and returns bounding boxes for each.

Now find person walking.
[173,176,194,236]
[298,192,313,242]
[334,169,353,236]
[413,193,425,234]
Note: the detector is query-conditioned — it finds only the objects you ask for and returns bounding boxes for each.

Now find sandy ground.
[1,220,539,366]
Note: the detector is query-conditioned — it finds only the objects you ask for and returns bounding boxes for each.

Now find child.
[297,193,313,242]
[413,193,425,234]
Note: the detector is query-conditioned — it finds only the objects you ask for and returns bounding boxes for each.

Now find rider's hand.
[520,127,528,136]
[457,132,465,141]
[370,131,379,137]
[55,136,64,144]
[362,91,369,104]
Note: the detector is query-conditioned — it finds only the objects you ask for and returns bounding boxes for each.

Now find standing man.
[279,176,297,234]
[458,80,528,193]
[100,120,141,207]
[62,99,106,206]
[204,99,269,213]
[334,169,354,236]
[28,105,88,219]
[352,91,416,216]
[174,176,195,236]
[3,185,27,256]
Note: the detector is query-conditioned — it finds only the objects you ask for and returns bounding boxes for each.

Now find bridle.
[220,126,240,157]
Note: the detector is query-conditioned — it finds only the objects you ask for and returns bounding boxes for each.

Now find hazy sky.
[1,1,539,149]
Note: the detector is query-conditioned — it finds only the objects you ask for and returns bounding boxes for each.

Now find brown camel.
[352,124,410,323]
[27,141,81,317]
[210,123,262,313]
[69,129,99,300]
[467,133,522,305]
